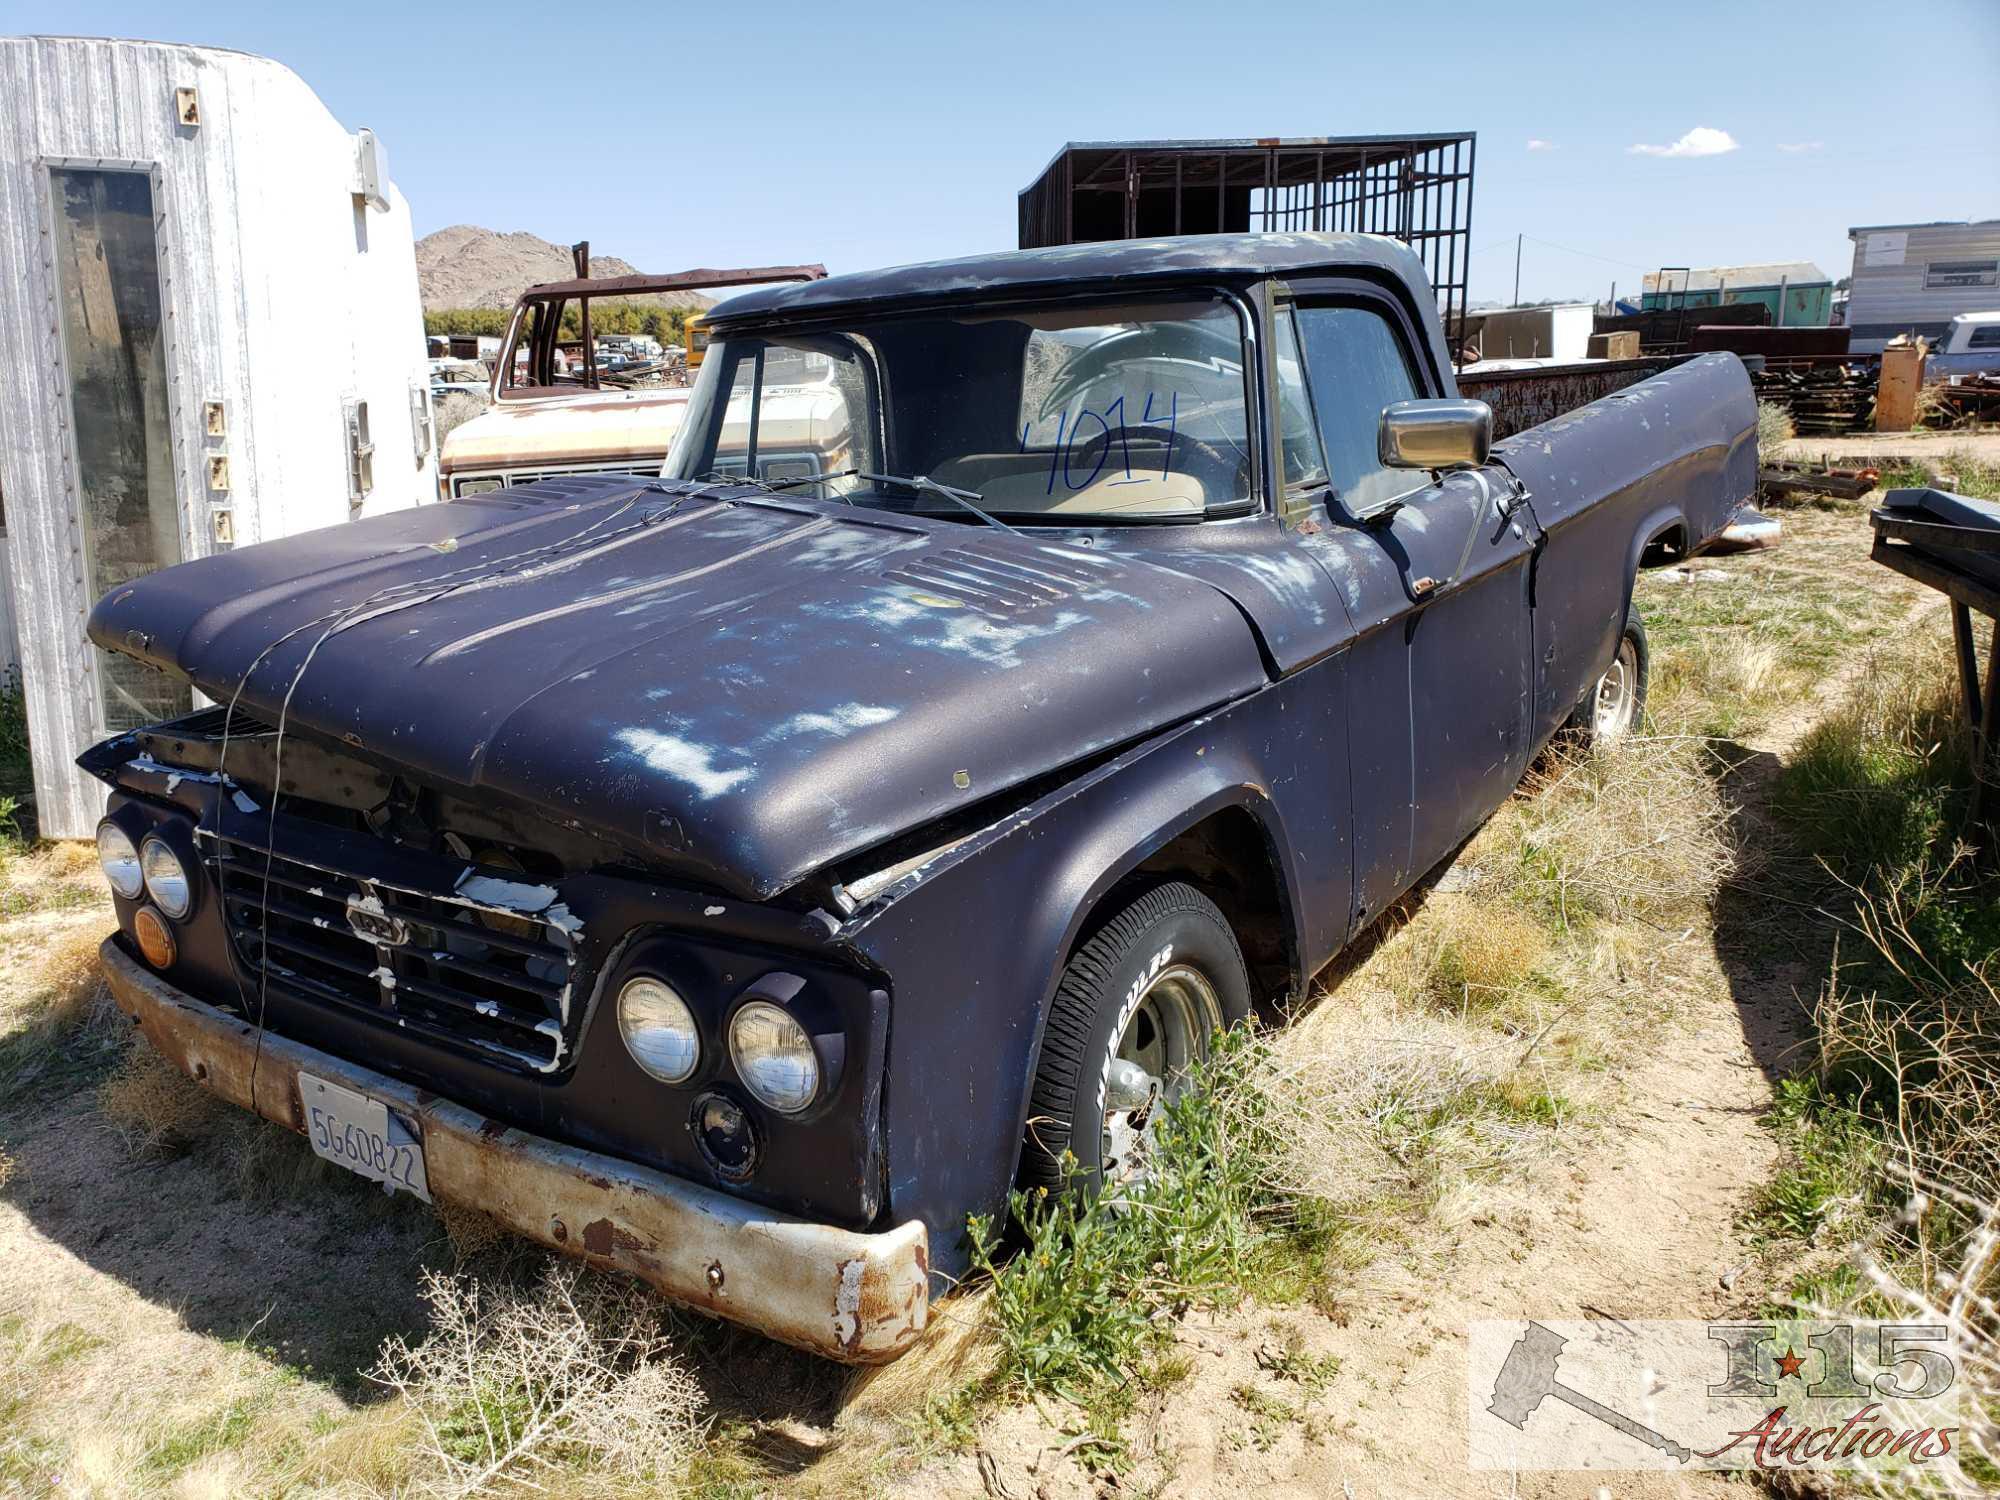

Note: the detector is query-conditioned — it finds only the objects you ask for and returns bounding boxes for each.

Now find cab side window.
[1292,304,1424,515]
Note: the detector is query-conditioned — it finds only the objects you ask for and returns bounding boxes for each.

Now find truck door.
[1284,295,1539,927]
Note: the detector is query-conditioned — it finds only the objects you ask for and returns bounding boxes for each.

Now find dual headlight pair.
[617,975,822,1114]
[97,822,192,918]
[99,821,193,971]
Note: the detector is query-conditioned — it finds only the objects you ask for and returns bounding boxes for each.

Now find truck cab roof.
[708,232,1435,327]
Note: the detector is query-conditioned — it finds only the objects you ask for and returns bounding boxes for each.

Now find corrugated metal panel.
[1846,223,2000,352]
[0,37,436,836]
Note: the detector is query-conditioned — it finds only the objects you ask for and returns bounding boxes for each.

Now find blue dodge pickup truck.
[81,233,1756,1361]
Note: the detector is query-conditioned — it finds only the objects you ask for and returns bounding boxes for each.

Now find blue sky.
[8,0,1998,303]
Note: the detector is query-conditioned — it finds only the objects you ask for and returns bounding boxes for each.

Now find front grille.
[209,835,582,1074]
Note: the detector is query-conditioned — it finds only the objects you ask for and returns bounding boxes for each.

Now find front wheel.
[1567,604,1649,746]
[1020,881,1252,1197]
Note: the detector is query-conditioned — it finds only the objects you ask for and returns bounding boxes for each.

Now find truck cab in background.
[438,263,823,499]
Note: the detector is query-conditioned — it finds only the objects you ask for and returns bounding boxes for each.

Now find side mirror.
[1378,399,1493,471]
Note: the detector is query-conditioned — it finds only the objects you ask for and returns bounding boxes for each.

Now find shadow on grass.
[0,1044,438,1396]
[1702,735,1833,1091]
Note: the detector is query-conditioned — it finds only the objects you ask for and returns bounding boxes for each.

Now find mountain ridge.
[416,226,712,312]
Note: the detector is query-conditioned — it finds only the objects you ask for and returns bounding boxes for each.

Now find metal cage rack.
[1018,134,1477,360]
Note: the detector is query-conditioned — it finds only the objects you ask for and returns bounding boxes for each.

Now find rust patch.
[578,1216,662,1275]
[856,1262,914,1329]
[479,1118,509,1140]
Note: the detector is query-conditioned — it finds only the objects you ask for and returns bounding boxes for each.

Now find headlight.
[617,976,700,1085]
[96,821,143,899]
[140,837,192,920]
[728,1000,819,1114]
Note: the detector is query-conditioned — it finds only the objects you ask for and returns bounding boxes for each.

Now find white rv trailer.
[0,36,437,837]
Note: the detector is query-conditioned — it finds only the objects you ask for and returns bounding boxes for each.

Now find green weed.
[969,1030,1290,1405]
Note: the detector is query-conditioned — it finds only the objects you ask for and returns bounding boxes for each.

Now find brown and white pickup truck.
[438,264,823,498]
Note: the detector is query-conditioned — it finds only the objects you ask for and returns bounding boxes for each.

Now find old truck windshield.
[662,297,1254,521]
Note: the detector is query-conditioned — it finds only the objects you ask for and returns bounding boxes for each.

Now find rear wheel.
[1021,882,1251,1197]
[1567,605,1648,746]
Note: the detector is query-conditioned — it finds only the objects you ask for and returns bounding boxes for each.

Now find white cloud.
[1526,138,1557,152]
[1776,140,1824,154]
[1628,126,1740,159]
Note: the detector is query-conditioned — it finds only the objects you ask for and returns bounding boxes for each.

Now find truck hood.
[89,476,1269,899]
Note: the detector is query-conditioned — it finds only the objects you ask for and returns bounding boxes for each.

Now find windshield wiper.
[758,468,1021,536]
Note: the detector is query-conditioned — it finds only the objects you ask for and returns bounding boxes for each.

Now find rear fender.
[1501,353,1756,741]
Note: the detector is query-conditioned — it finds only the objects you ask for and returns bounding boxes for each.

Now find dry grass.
[1651,633,1793,732]
[1495,736,1737,936]
[4,920,111,1042]
[436,1201,517,1264]
[0,912,120,1115]
[1230,730,1737,1264]
[1756,399,1796,464]
[0,1289,358,1498]
[1636,501,1925,740]
[1783,882,2000,1497]
[1754,635,2000,1493]
[98,1042,225,1159]
[1398,897,1547,1012]
[1249,993,1547,1214]
[368,1262,707,1497]
[0,838,104,919]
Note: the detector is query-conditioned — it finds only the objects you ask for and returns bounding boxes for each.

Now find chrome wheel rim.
[1100,964,1223,1189]
[1592,637,1640,741]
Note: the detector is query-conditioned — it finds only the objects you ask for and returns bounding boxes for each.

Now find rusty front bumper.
[99,939,929,1363]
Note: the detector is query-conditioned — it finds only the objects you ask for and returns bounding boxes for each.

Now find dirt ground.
[0,499,1944,1497]
[1780,428,2000,468]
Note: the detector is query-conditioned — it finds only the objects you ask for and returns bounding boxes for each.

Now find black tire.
[1564,604,1649,746]
[1020,881,1252,1196]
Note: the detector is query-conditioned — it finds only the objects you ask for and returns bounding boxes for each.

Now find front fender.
[838,660,1350,1280]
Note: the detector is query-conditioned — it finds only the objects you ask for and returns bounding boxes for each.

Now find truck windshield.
[662,297,1254,521]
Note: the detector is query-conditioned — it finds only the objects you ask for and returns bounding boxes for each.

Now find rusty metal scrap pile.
[1937,375,2000,426]
[1749,358,1878,436]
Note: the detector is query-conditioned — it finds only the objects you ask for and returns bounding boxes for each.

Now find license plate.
[299,1072,430,1201]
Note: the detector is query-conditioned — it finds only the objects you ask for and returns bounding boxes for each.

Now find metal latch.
[345,400,374,507]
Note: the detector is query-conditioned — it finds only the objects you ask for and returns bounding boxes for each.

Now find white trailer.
[1847,220,2000,354]
[0,37,437,837]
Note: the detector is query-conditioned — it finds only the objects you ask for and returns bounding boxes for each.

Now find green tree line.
[425,300,692,345]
